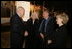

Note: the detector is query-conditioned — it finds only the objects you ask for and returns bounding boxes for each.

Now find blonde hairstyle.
[56,12,69,24]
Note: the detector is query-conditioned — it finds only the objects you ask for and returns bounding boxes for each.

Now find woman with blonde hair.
[48,12,69,48]
[25,11,41,48]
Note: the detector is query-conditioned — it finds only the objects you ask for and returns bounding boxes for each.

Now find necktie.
[39,19,46,33]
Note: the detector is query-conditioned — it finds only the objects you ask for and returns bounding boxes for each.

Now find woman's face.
[56,16,63,25]
[31,12,38,20]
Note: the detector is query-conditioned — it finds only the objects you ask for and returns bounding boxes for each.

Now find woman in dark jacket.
[48,12,69,48]
[25,12,41,48]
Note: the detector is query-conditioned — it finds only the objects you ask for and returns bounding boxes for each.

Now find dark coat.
[26,18,40,37]
[25,18,41,48]
[10,14,25,48]
[42,17,57,40]
[49,25,68,48]
[39,17,57,48]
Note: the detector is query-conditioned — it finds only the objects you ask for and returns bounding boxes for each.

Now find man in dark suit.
[39,8,56,48]
[10,7,25,48]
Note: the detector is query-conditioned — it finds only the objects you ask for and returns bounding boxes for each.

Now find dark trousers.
[41,38,50,48]
[10,33,24,48]
[25,36,43,48]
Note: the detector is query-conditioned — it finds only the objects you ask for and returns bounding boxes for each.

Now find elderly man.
[10,7,26,48]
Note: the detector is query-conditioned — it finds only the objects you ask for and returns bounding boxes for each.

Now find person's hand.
[40,33,44,39]
[24,31,28,37]
[48,40,52,45]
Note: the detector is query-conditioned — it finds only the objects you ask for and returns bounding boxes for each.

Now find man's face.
[17,7,25,18]
[43,11,49,19]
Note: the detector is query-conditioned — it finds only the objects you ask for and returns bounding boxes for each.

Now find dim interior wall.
[1,18,10,24]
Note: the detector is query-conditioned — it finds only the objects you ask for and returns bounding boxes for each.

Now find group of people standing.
[10,6,69,48]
